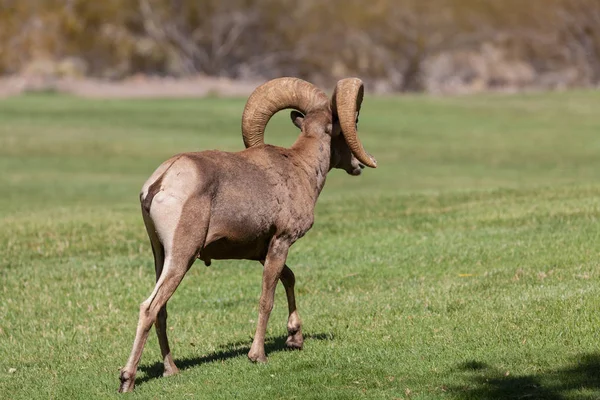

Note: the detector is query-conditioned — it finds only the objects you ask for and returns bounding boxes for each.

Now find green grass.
[1,90,600,399]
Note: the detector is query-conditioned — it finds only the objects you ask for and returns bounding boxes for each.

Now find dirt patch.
[0,75,261,99]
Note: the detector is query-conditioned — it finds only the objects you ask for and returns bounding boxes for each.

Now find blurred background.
[1,0,600,96]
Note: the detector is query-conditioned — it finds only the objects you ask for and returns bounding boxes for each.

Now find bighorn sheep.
[118,77,377,392]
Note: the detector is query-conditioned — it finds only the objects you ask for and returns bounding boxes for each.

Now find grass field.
[1,90,600,399]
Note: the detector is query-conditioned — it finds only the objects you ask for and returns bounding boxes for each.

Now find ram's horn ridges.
[242,77,329,148]
[332,78,377,168]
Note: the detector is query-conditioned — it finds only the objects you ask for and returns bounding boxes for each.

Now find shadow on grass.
[136,332,333,387]
[449,353,600,399]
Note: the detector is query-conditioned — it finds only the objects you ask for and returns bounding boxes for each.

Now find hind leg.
[142,208,179,377]
[118,252,193,392]
[119,195,209,392]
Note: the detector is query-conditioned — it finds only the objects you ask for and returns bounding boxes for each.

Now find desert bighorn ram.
[118,77,377,392]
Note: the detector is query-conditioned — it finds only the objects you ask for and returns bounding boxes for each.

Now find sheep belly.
[199,232,273,262]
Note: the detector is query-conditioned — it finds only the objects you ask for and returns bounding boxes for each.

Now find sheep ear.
[290,110,305,130]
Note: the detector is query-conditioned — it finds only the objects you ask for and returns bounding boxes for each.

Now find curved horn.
[332,78,377,168]
[242,77,329,148]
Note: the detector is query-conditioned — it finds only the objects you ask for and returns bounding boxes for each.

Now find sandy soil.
[0,75,262,99]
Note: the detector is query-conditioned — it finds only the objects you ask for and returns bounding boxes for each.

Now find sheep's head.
[242,77,377,175]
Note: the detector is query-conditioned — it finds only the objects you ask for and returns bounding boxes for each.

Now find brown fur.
[118,85,373,393]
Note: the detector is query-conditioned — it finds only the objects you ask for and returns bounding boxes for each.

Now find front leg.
[248,238,289,362]
[280,264,303,349]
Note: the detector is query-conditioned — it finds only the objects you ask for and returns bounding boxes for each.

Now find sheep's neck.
[290,134,331,201]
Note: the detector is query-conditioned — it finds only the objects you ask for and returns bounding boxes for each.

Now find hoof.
[118,370,135,393]
[285,335,304,350]
[163,365,180,377]
[248,351,268,363]
[286,328,304,350]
